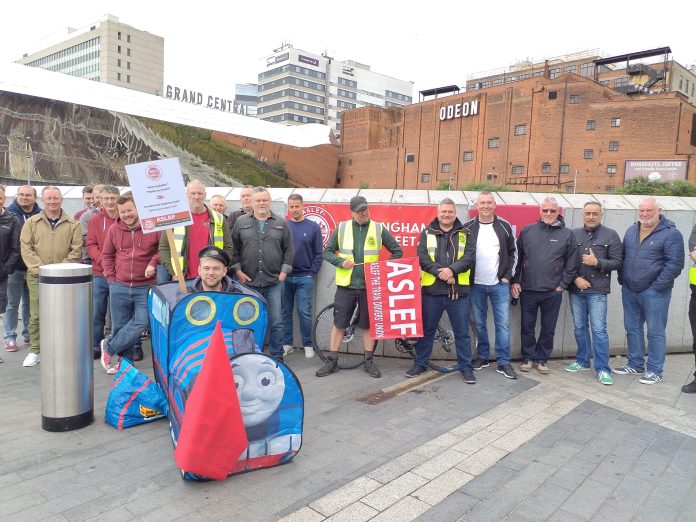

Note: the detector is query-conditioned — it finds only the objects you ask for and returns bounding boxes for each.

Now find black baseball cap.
[198,245,230,266]
[350,195,368,212]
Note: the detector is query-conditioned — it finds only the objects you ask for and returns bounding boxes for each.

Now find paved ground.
[1,335,695,521]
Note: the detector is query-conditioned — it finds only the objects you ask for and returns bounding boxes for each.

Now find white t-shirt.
[474,222,500,285]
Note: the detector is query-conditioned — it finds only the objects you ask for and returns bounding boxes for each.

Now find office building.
[16,14,164,95]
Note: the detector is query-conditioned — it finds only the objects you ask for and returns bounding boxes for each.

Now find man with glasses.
[511,197,577,374]
[4,186,41,353]
[317,195,402,378]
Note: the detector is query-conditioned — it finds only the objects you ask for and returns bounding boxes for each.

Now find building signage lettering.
[298,55,319,67]
[165,85,248,115]
[624,159,688,181]
[439,100,479,121]
[267,52,289,66]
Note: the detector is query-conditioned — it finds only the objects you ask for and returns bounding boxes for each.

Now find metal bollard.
[39,263,94,431]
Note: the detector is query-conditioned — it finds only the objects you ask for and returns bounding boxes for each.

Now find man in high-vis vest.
[317,195,402,378]
[158,179,233,280]
[405,198,476,383]
[683,224,696,393]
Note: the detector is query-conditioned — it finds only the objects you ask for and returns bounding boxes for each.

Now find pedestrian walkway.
[0,345,694,521]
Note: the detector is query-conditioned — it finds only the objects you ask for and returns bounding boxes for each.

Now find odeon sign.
[439,99,479,121]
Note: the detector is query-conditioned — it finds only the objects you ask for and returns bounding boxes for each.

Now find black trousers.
[520,290,563,363]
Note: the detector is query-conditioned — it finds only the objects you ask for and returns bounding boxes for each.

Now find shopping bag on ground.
[105,360,168,429]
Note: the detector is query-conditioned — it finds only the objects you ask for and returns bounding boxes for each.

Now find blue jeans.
[622,286,671,375]
[282,275,314,347]
[251,282,284,358]
[415,293,472,370]
[520,290,563,363]
[569,292,610,374]
[3,270,29,341]
[93,275,110,353]
[105,283,150,357]
[469,282,511,365]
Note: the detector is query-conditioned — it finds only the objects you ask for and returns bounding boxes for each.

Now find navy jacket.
[7,200,41,271]
[619,215,684,292]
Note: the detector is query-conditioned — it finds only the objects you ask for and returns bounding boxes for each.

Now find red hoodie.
[86,209,118,277]
[101,219,160,286]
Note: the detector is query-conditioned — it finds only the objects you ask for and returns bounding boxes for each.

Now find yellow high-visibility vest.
[335,220,382,287]
[690,266,696,285]
[171,210,225,272]
[421,230,470,286]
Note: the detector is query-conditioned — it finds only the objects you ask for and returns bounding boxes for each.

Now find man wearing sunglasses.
[511,197,577,374]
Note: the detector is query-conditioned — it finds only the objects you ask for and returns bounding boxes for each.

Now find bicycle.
[394,315,478,372]
[313,302,378,369]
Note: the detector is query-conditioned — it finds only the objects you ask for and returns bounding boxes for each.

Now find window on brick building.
[441,163,452,173]
[570,95,580,104]
[548,91,558,100]
[542,162,551,174]
[605,185,615,192]
[406,153,415,163]
[514,124,527,136]
[586,120,596,130]
[421,173,430,183]
[348,159,352,166]
[488,138,500,149]
[611,117,621,127]
[607,164,617,175]
[463,151,473,161]
[609,141,619,151]
[560,164,569,174]
[511,165,524,175]
[584,150,593,159]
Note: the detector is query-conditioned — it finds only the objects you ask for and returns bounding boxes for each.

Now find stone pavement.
[1,340,695,521]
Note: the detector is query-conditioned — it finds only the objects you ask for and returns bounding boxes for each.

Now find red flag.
[174,321,248,479]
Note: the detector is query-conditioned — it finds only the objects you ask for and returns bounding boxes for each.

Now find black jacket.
[463,215,517,283]
[570,224,623,295]
[417,217,475,296]
[7,200,41,271]
[513,215,577,291]
[0,209,21,279]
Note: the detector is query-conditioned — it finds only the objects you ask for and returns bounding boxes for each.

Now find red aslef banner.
[365,257,423,340]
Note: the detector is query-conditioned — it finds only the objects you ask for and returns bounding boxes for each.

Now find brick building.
[336,73,696,192]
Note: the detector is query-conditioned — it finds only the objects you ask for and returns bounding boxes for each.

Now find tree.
[615,177,696,197]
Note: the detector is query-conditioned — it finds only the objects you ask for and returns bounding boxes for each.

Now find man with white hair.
[511,196,577,374]
[614,196,684,384]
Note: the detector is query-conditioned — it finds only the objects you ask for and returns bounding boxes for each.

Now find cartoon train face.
[233,354,286,427]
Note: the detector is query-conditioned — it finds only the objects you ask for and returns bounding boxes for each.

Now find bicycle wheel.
[312,304,366,369]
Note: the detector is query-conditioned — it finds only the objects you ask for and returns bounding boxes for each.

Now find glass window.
[117,45,121,54]
[542,162,551,173]
[549,68,561,79]
[548,91,558,100]
[421,173,430,183]
[560,164,569,174]
[127,48,131,57]
[611,118,621,127]
[584,149,593,159]
[514,124,527,136]
[441,163,452,173]
[463,151,473,161]
[511,165,525,174]
[406,154,415,163]
[587,120,596,130]
[118,32,121,40]
[609,141,619,151]
[488,138,500,149]
[570,95,580,104]
[607,164,617,175]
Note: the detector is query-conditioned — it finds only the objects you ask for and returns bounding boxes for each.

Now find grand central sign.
[165,85,248,115]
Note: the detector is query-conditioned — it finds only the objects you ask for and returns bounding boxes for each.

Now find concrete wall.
[21,185,694,360]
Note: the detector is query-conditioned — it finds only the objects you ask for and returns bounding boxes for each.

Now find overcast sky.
[2,1,695,98]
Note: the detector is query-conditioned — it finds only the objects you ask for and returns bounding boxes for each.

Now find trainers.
[316,355,338,377]
[106,358,121,375]
[404,364,427,378]
[4,339,18,352]
[519,360,534,372]
[565,362,590,372]
[612,364,640,375]
[283,344,296,356]
[639,371,662,385]
[598,371,613,385]
[461,369,477,384]
[471,357,489,371]
[682,377,696,393]
[497,364,518,379]
[100,339,114,372]
[363,357,381,378]
[304,346,315,359]
[23,352,40,367]
[537,362,550,374]
[23,337,31,346]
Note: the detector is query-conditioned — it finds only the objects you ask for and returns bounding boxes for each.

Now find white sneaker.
[304,346,315,359]
[283,345,296,356]
[23,352,40,367]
